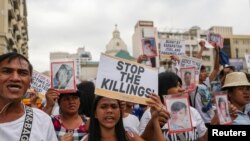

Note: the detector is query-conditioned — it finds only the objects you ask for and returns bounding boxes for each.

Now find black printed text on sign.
[160,39,185,58]
[95,54,158,105]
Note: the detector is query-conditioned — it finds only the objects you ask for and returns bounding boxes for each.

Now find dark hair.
[158,72,182,102]
[184,71,191,76]
[218,97,226,105]
[77,81,95,117]
[58,91,80,104]
[171,101,187,112]
[88,96,128,141]
[144,40,152,45]
[200,65,206,71]
[0,52,33,75]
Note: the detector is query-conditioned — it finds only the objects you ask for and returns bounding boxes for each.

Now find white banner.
[160,39,185,57]
[30,70,51,99]
[95,54,158,105]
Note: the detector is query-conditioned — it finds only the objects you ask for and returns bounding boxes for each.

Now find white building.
[105,25,134,60]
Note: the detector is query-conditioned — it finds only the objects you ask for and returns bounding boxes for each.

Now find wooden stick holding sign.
[95,53,158,105]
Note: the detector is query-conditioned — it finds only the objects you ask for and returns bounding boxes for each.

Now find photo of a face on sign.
[141,38,157,58]
[51,61,76,93]
[164,95,192,133]
[214,92,232,125]
[180,67,196,92]
[208,33,223,48]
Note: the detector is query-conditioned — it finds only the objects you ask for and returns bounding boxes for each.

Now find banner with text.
[160,39,185,59]
[179,56,202,84]
[95,54,158,105]
[30,70,51,99]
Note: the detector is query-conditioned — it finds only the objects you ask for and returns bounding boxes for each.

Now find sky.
[26,0,250,72]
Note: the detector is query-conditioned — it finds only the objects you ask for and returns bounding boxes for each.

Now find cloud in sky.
[26,0,250,72]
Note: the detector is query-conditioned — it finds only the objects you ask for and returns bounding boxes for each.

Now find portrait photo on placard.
[214,92,232,125]
[51,61,76,93]
[208,32,223,48]
[180,67,196,92]
[141,38,157,58]
[164,95,192,133]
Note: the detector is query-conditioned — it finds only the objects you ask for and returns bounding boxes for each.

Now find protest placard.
[30,70,51,99]
[141,38,157,58]
[95,53,158,105]
[160,39,185,59]
[180,67,196,92]
[164,94,193,133]
[179,56,202,84]
[51,61,76,93]
[214,91,232,125]
[208,33,223,48]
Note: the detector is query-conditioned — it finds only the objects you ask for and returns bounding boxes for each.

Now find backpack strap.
[19,106,33,141]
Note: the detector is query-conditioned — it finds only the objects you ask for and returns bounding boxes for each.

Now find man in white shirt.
[0,52,58,141]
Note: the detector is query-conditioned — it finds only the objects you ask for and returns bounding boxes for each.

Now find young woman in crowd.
[45,89,88,141]
[81,95,164,141]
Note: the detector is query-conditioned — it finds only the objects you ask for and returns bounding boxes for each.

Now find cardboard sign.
[208,33,223,48]
[95,54,158,105]
[164,94,193,133]
[180,67,196,92]
[214,92,232,125]
[179,56,202,84]
[245,54,250,73]
[141,38,157,58]
[30,70,51,99]
[51,61,76,93]
[160,39,185,58]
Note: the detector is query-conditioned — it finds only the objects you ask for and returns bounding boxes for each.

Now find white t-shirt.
[138,108,151,135]
[123,114,140,134]
[139,107,207,141]
[0,107,58,141]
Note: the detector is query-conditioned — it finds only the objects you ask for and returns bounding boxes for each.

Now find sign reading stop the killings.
[95,54,158,105]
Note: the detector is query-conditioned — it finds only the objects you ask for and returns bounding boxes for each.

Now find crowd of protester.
[0,38,250,141]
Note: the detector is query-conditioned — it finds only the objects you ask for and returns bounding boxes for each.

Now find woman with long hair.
[45,89,88,141]
[81,95,164,141]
